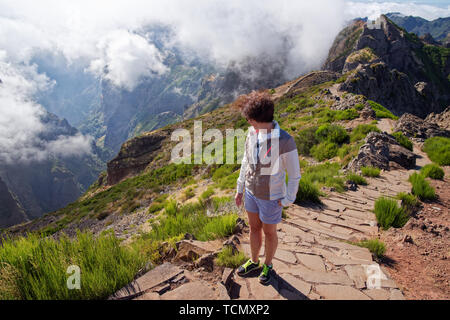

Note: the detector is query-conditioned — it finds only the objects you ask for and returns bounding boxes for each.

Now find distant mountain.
[386,12,450,42]
[0,110,104,226]
[324,15,450,118]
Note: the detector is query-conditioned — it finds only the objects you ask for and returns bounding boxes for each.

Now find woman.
[234,90,301,285]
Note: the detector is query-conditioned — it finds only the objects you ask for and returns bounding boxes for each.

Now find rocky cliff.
[323,15,449,118]
[0,176,28,228]
[0,109,104,225]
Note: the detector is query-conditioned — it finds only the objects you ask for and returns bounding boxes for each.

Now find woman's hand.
[278,200,283,207]
[235,193,243,207]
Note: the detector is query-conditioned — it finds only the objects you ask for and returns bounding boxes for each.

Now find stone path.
[111,167,414,300]
[232,169,411,300]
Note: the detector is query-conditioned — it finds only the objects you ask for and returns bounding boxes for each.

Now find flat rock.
[363,289,390,300]
[111,263,183,299]
[389,289,405,300]
[316,284,371,300]
[160,282,218,300]
[247,277,280,300]
[275,249,297,264]
[279,274,311,296]
[296,253,326,272]
[134,292,161,300]
[298,270,354,286]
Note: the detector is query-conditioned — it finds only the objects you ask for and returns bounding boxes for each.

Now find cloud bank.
[0,0,448,163]
[0,52,92,164]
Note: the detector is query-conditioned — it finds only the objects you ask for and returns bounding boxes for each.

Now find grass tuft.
[408,173,437,201]
[215,247,248,268]
[374,197,409,230]
[354,239,386,259]
[361,166,381,177]
[423,137,450,166]
[420,163,445,180]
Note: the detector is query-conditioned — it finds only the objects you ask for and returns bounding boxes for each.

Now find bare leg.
[247,211,263,263]
[262,223,278,266]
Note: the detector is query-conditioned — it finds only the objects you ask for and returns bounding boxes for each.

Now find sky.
[0,0,448,163]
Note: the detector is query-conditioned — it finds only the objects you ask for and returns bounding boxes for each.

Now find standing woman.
[234,90,301,285]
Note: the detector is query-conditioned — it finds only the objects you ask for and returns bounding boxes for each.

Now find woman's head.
[233,90,274,124]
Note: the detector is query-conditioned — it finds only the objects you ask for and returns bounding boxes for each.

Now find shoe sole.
[259,277,271,285]
[237,266,261,276]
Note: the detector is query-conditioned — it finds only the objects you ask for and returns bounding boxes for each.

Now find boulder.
[360,106,376,119]
[393,113,449,140]
[347,132,416,171]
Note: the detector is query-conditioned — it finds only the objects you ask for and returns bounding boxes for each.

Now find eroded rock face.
[393,113,450,140]
[106,130,170,185]
[425,106,450,131]
[347,132,416,171]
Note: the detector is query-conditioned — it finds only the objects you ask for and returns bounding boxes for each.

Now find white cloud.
[0,55,92,164]
[88,30,168,90]
[345,1,450,21]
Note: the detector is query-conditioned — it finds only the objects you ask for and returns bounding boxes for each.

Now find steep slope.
[0,110,104,222]
[323,15,449,118]
[0,176,28,228]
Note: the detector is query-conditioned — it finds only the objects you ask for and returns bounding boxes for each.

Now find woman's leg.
[247,210,263,263]
[262,223,278,266]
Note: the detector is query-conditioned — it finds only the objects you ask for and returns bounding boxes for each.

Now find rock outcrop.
[347,132,416,171]
[324,15,449,118]
[425,106,450,131]
[393,113,450,140]
[106,129,170,185]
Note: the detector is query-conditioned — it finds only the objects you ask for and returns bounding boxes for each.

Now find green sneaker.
[259,263,273,285]
[237,259,260,276]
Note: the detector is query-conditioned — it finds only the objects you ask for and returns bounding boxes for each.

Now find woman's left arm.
[280,141,301,207]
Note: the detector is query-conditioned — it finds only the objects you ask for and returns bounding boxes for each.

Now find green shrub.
[374,197,409,230]
[215,247,248,268]
[355,239,386,258]
[346,173,368,186]
[420,163,445,180]
[361,166,381,177]
[335,108,359,121]
[147,201,238,242]
[311,142,339,161]
[0,231,145,300]
[200,186,216,200]
[295,126,319,156]
[295,178,322,204]
[408,173,436,201]
[423,137,450,166]
[396,192,421,216]
[367,100,398,120]
[315,124,349,144]
[392,132,413,151]
[350,124,380,142]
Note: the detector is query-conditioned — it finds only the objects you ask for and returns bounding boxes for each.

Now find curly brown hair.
[232,90,274,123]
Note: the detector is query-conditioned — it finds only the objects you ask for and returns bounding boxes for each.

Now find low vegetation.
[423,137,450,166]
[295,177,322,204]
[392,132,413,151]
[408,173,437,201]
[396,192,421,216]
[346,173,368,186]
[361,166,381,177]
[367,100,398,120]
[350,124,380,142]
[215,247,248,268]
[420,163,445,180]
[374,197,409,230]
[0,231,145,300]
[354,239,386,259]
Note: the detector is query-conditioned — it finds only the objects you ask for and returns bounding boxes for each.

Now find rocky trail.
[107,103,450,301]
[110,168,421,300]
